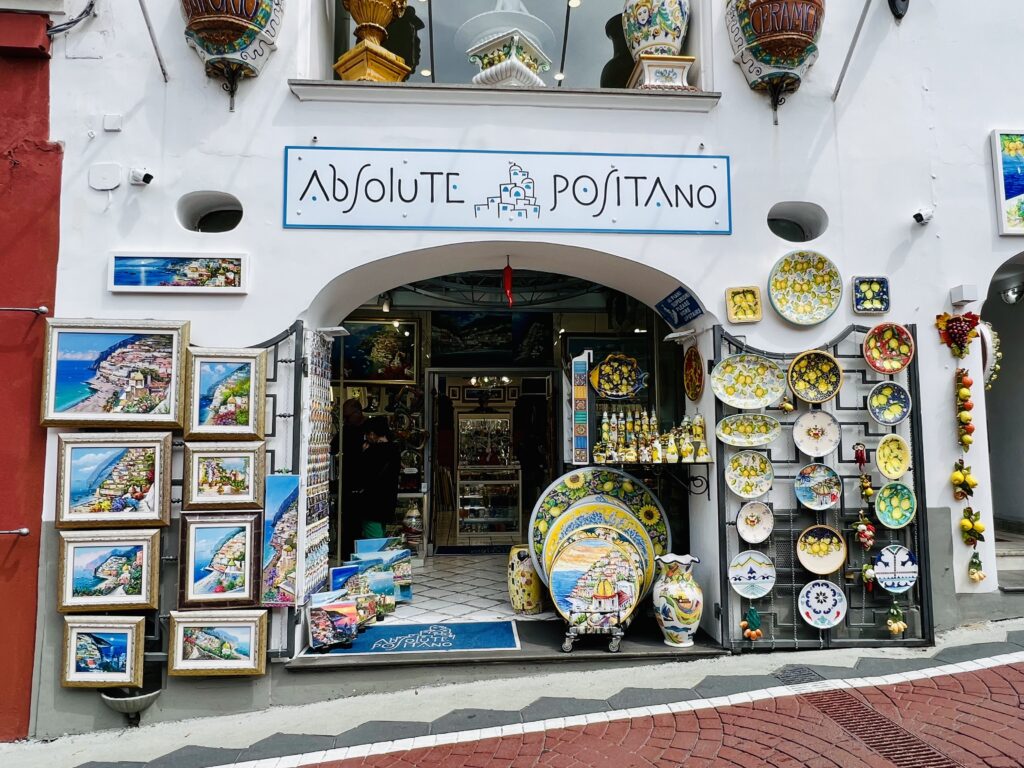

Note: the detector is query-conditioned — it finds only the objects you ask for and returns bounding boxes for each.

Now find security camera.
[129,168,154,185]
[912,207,933,225]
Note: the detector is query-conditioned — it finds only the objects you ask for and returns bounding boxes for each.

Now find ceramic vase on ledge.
[622,0,690,59]
[652,553,702,647]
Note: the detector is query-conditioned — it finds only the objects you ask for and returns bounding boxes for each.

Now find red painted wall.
[0,12,61,743]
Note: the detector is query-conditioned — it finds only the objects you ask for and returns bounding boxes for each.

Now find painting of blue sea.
[994,132,1024,235]
[74,630,130,674]
[190,525,247,597]
[182,625,252,661]
[72,544,144,597]
[110,255,246,293]
[197,361,251,426]
[262,475,300,605]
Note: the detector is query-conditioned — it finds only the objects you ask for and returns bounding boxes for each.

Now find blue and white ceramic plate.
[873,545,919,594]
[799,580,848,630]
[728,550,776,599]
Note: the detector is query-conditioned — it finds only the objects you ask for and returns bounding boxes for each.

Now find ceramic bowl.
[863,323,915,375]
[796,524,847,575]
[867,381,912,426]
[767,250,843,326]
[788,350,844,404]
[876,434,911,480]
[875,481,917,529]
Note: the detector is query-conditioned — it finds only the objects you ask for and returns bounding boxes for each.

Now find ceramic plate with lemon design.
[715,414,781,448]
[863,323,915,375]
[876,434,911,480]
[875,481,917,529]
[788,350,844,404]
[796,524,847,575]
[725,451,774,499]
[867,381,912,426]
[589,353,648,400]
[710,354,787,410]
[767,251,843,326]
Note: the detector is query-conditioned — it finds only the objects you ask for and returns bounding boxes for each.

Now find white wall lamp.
[381,292,392,313]
[317,326,350,337]
[663,329,698,344]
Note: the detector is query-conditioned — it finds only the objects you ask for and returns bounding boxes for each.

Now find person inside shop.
[341,398,368,557]
[358,415,402,539]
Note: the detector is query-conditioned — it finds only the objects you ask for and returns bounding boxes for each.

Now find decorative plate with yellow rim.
[875,481,917,529]
[788,350,844,404]
[710,354,787,410]
[528,468,669,578]
[548,535,644,626]
[725,451,774,499]
[589,353,648,400]
[767,251,843,326]
[863,323,915,375]
[876,434,911,480]
[796,524,847,575]
[716,414,782,448]
[683,345,705,402]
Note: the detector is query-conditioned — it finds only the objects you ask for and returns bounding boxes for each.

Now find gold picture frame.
[182,441,266,511]
[56,432,172,529]
[62,616,145,688]
[57,529,160,613]
[41,318,189,428]
[184,347,267,441]
[178,512,262,609]
[168,609,267,677]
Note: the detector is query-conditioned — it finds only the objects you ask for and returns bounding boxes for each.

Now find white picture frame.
[108,252,249,294]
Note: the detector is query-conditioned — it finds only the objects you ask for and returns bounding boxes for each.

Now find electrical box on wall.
[950,284,979,307]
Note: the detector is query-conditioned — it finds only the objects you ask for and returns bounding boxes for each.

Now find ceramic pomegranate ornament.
[622,0,690,60]
[652,553,702,647]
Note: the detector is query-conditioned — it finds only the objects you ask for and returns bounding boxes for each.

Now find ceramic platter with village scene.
[548,535,644,630]
[710,354,786,410]
[794,463,843,511]
[728,550,776,599]
[767,251,843,326]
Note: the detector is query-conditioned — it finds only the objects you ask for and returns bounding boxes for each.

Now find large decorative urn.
[622,0,690,59]
[508,545,543,615]
[334,0,412,82]
[652,553,702,647]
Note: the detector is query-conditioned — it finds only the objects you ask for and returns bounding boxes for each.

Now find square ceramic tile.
[852,276,890,313]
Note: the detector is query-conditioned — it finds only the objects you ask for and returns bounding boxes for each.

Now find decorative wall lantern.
[180,0,285,111]
[455,1,554,88]
[334,0,411,82]
[725,0,825,123]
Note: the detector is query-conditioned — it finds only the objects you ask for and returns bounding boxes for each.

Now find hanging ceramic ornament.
[622,0,695,90]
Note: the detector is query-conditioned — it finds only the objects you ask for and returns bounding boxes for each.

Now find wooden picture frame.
[182,441,265,511]
[108,252,249,294]
[168,610,267,677]
[62,616,145,688]
[58,529,160,613]
[41,318,189,428]
[56,432,172,529]
[184,347,267,441]
[179,512,261,609]
[341,319,418,384]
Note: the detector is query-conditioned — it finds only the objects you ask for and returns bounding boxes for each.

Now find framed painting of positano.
[182,442,265,510]
[179,512,261,609]
[41,318,190,429]
[991,130,1024,235]
[108,252,249,294]
[56,432,172,529]
[62,616,145,688]
[57,529,160,613]
[184,348,267,441]
[168,609,267,677]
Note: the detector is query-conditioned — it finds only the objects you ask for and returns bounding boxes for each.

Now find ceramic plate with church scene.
[767,251,843,326]
[548,536,644,627]
[549,524,654,599]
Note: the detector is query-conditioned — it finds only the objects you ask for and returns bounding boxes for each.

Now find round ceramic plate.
[875,481,917,529]
[867,381,912,426]
[736,502,774,544]
[794,463,842,511]
[540,499,655,589]
[590,354,648,399]
[683,345,705,402]
[529,468,670,577]
[549,536,644,625]
[799,580,848,629]
[710,354,787,410]
[876,434,911,480]
[716,414,782,448]
[767,251,843,326]
[796,524,847,575]
[873,544,919,594]
[788,350,844,404]
[728,550,776,599]
[725,451,774,499]
[550,524,655,599]
[863,323,915,375]
[792,410,842,457]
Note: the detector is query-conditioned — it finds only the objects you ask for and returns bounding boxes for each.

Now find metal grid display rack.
[714,324,934,651]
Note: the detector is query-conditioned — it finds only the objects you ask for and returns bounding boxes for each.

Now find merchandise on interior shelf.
[652,553,702,648]
[727,550,776,599]
[507,545,544,615]
[711,353,787,410]
[767,250,842,326]
[589,353,649,400]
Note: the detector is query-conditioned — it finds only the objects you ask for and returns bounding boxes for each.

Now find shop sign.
[656,286,705,328]
[283,146,731,235]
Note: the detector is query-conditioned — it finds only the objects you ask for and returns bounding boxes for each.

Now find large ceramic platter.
[710,354,787,410]
[867,381,912,426]
[529,468,670,577]
[875,481,917,529]
[725,451,774,499]
[876,434,911,480]
[794,463,842,511]
[540,498,655,589]
[589,354,648,400]
[683,345,705,402]
[736,502,774,545]
[792,410,842,457]
[728,550,776,599]
[873,545,919,595]
[716,414,782,448]
[767,251,843,326]
[548,536,643,626]
[863,323,915,375]
[796,524,847,576]
[788,350,843,404]
[550,524,655,599]
[799,580,848,630]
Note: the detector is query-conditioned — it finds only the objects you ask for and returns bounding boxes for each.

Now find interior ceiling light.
[420,69,431,77]
[554,72,565,81]
[568,0,581,7]
[1001,284,1024,305]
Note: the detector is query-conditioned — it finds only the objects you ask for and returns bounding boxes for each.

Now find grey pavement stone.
[145,746,241,768]
[519,697,612,721]
[997,571,1024,591]
[799,664,863,680]
[334,720,430,747]
[75,763,146,768]
[235,733,336,761]
[852,657,943,676]
[606,687,699,710]
[1005,629,1024,646]
[694,675,781,698]
[934,641,1021,663]
[430,708,522,733]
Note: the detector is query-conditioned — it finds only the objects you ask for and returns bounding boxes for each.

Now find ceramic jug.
[622,0,690,60]
[652,553,702,647]
[508,545,543,615]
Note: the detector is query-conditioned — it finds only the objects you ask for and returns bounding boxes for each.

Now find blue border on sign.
[282,145,732,236]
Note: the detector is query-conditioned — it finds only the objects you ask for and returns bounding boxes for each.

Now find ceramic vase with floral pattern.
[652,553,702,647]
[508,545,543,615]
[622,0,690,60]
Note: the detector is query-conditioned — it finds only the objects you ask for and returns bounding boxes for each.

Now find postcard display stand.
[714,325,935,651]
[300,331,333,599]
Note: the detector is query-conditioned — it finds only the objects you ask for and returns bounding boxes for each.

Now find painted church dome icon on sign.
[475,162,541,221]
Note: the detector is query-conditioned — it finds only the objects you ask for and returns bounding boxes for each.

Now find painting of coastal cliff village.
[62,616,144,688]
[548,537,642,630]
[186,349,266,440]
[56,433,171,528]
[181,513,259,608]
[58,530,158,612]
[109,253,248,293]
[42,319,188,428]
[991,131,1024,235]
[169,610,267,676]
[261,474,300,606]
[183,442,264,510]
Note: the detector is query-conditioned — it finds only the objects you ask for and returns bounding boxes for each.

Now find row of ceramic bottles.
[593,409,712,464]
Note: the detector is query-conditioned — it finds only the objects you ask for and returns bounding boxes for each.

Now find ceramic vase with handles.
[652,553,702,647]
[508,545,543,615]
[622,0,690,60]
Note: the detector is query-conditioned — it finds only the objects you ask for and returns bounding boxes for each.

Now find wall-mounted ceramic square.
[725,286,762,323]
[852,277,890,314]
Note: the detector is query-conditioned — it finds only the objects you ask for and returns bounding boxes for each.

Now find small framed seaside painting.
[182,442,265,510]
[179,512,261,609]
[62,616,145,688]
[108,253,249,294]
[185,348,267,441]
[41,318,190,429]
[56,432,172,529]
[991,130,1024,235]
[168,609,267,677]
[57,529,160,613]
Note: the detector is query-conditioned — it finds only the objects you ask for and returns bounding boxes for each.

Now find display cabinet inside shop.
[456,412,522,543]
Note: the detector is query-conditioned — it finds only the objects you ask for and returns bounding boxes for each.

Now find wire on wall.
[47,0,97,37]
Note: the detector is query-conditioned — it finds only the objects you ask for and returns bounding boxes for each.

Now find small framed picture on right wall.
[991,130,1024,235]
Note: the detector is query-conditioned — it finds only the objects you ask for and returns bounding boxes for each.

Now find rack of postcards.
[713,324,933,651]
[300,331,333,598]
